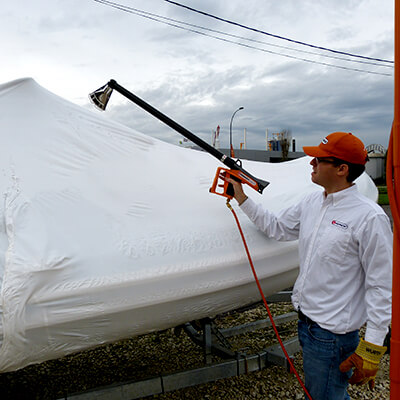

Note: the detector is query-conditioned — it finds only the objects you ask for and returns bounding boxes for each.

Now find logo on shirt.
[331,220,348,230]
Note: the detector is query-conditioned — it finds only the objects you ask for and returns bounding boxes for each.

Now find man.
[227,132,392,400]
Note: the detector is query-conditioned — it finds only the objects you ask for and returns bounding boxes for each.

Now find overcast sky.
[1,0,395,151]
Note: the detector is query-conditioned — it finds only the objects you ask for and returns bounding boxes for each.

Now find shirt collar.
[323,184,357,206]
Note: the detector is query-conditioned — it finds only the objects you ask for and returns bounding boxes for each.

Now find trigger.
[226,182,235,196]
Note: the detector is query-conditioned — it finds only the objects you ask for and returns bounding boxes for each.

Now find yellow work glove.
[339,338,387,390]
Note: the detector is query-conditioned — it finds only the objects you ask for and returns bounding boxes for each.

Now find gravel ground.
[0,302,390,400]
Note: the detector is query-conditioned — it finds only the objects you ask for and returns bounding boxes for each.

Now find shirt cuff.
[365,324,388,346]
[239,196,254,212]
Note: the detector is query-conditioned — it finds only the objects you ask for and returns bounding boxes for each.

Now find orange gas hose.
[386,125,400,399]
[225,199,313,400]
[386,128,400,230]
[389,0,400,397]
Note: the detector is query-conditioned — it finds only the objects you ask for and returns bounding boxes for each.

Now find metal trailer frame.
[61,291,300,400]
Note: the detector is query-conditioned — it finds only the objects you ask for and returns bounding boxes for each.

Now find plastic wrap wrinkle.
[0,78,379,372]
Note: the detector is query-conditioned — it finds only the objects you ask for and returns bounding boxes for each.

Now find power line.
[163,0,394,65]
[94,0,392,70]
[92,0,392,76]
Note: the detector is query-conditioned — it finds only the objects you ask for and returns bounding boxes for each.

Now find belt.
[298,309,316,325]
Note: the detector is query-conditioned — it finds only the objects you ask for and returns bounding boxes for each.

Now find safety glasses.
[315,157,338,165]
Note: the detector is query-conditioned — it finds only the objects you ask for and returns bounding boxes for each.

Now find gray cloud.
[2,0,394,153]
[99,57,393,152]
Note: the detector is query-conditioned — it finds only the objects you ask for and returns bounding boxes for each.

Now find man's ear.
[337,163,349,178]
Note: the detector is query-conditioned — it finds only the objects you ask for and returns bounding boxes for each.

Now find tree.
[279,129,292,161]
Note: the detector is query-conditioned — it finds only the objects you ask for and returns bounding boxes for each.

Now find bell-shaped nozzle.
[89,83,114,111]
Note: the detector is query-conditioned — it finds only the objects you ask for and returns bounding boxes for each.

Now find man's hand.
[339,339,387,390]
[224,176,248,205]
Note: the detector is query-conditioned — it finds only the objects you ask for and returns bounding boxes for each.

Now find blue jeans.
[298,319,359,400]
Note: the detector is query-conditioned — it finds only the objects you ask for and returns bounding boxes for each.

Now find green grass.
[377,185,389,205]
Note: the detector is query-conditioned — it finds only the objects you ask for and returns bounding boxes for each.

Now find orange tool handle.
[209,167,260,199]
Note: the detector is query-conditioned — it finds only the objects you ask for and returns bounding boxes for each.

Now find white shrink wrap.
[0,78,378,372]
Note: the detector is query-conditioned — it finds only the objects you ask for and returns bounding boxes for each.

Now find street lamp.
[229,107,244,157]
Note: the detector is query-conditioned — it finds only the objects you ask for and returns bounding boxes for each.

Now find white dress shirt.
[240,184,392,345]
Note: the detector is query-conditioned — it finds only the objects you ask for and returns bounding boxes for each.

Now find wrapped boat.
[0,78,377,372]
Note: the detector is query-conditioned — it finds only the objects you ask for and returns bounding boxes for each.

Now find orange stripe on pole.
[390,0,400,398]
